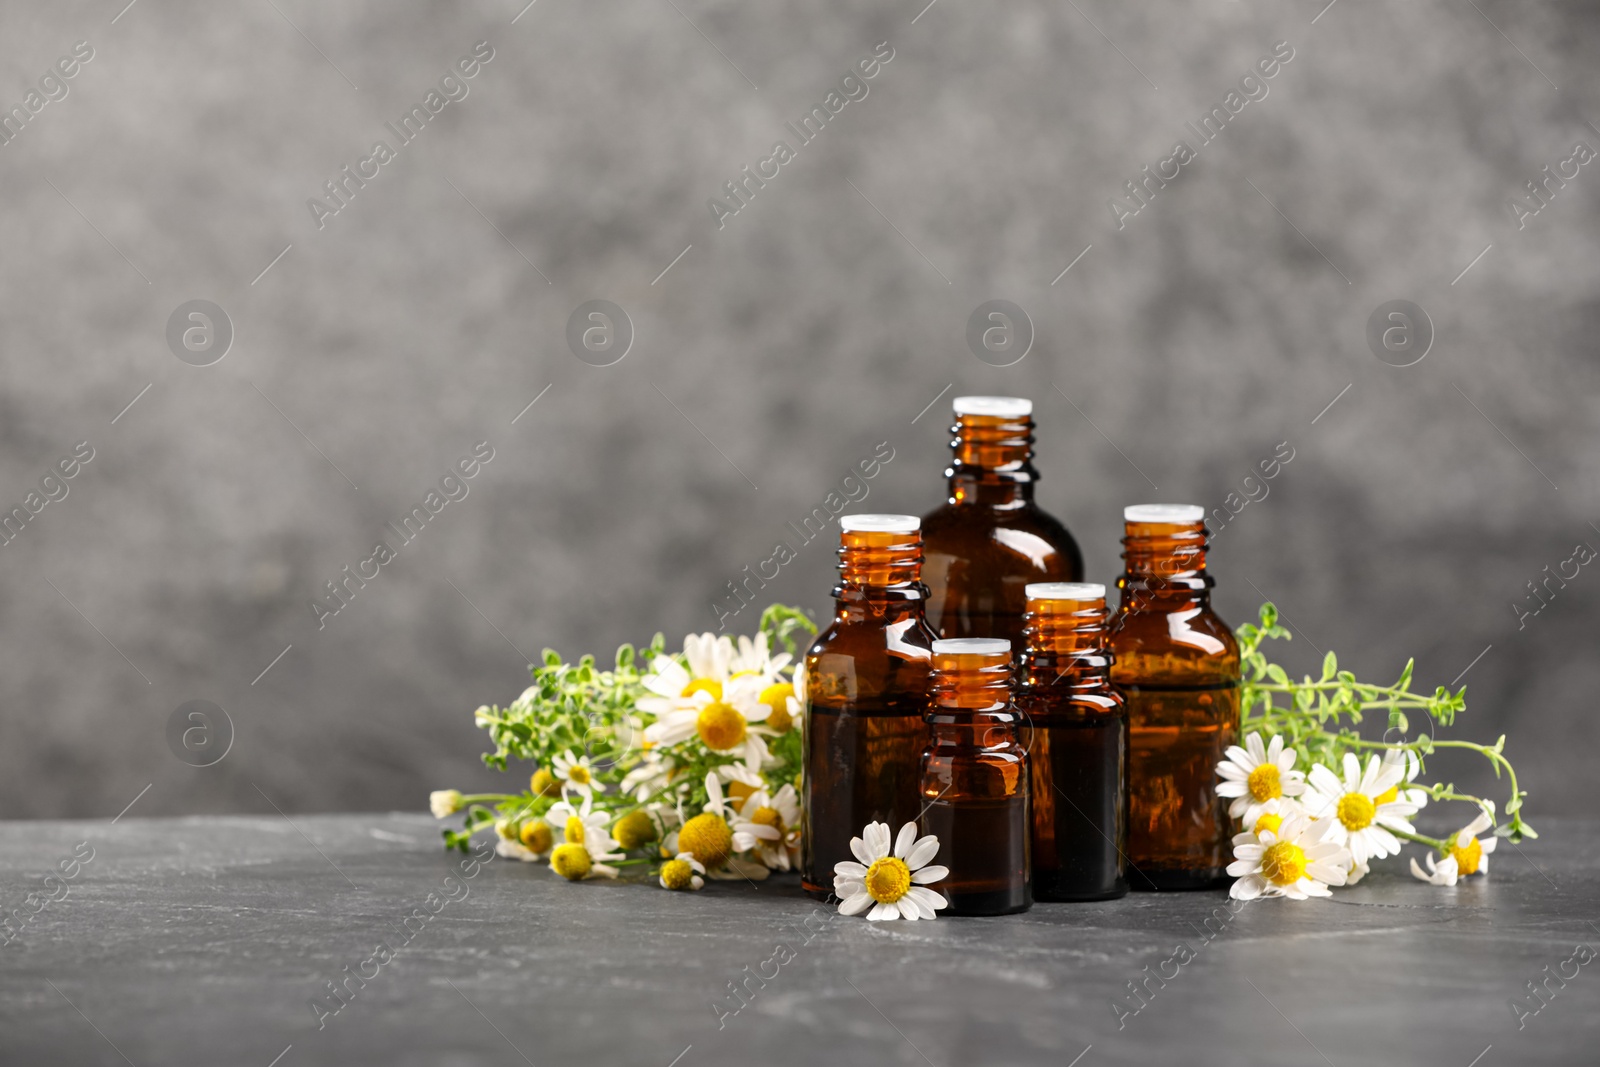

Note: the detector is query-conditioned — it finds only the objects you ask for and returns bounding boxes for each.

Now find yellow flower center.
[751,806,784,834]
[565,763,592,786]
[864,857,912,903]
[678,813,733,868]
[758,683,795,734]
[520,820,552,853]
[530,768,560,797]
[660,858,696,890]
[612,809,658,850]
[696,702,747,751]
[564,816,586,844]
[1336,793,1376,832]
[1374,784,1400,806]
[1260,841,1307,886]
[727,780,759,805]
[1451,834,1484,876]
[550,843,592,880]
[1246,763,1282,802]
[681,678,723,701]
[1253,811,1283,837]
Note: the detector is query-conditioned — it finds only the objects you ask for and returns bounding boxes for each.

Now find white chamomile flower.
[1303,753,1419,866]
[663,773,769,881]
[637,633,737,718]
[551,749,605,798]
[1227,814,1350,901]
[620,751,676,802]
[658,851,706,891]
[546,791,617,852]
[549,826,625,881]
[644,686,772,772]
[1244,796,1301,837]
[1380,747,1429,809]
[429,790,464,818]
[493,817,553,862]
[1215,732,1306,828]
[729,632,792,684]
[833,821,950,921]
[732,785,802,871]
[1411,809,1498,886]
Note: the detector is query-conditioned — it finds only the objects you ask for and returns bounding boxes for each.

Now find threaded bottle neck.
[1121,517,1212,593]
[1021,590,1112,688]
[946,412,1037,506]
[929,641,1014,714]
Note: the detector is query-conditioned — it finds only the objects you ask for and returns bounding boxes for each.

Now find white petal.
[867,901,900,921]
[905,836,941,870]
[1226,859,1258,877]
[1480,837,1498,854]
[894,821,919,859]
[1217,761,1249,781]
[865,822,891,860]
[1216,781,1248,798]
[911,865,949,884]
[850,836,876,866]
[1462,810,1494,838]
[1246,732,1266,764]
[1231,875,1264,901]
[907,885,947,915]
[834,861,868,879]
[839,890,874,915]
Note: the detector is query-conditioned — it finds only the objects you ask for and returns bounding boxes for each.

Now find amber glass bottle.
[1018,583,1128,901]
[801,515,939,900]
[919,638,1031,915]
[1110,505,1239,890]
[922,396,1084,650]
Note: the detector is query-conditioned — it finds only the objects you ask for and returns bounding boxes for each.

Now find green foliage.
[1238,603,1534,843]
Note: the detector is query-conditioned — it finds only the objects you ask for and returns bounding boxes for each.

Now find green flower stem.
[1391,827,1450,854]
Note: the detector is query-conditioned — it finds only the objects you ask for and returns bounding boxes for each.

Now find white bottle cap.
[1026,582,1106,601]
[839,514,921,533]
[952,396,1032,417]
[1124,504,1205,524]
[933,638,1012,656]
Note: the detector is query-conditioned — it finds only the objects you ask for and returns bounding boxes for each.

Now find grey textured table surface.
[1,814,1594,1067]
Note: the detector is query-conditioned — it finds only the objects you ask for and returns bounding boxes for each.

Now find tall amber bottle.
[1018,583,1128,900]
[922,396,1084,650]
[801,514,939,900]
[920,638,1031,915]
[1109,505,1239,890]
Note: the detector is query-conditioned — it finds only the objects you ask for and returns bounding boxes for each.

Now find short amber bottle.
[1019,583,1129,900]
[1109,505,1240,890]
[801,515,939,900]
[919,638,1031,915]
[921,396,1085,650]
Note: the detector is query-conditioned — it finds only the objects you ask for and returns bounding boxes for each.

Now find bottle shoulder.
[1108,603,1240,681]
[920,502,1084,574]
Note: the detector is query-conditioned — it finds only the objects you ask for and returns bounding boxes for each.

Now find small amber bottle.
[922,396,1085,649]
[801,515,939,900]
[1109,505,1240,890]
[1019,583,1129,901]
[919,638,1031,915]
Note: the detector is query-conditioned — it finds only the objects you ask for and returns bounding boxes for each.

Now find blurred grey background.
[1,0,1594,821]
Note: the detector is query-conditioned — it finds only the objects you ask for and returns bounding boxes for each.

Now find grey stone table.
[2,814,1595,1067]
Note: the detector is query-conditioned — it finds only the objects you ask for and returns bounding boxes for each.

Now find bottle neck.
[1022,597,1113,690]
[833,528,928,622]
[927,650,1019,742]
[945,413,1037,508]
[1119,519,1213,607]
